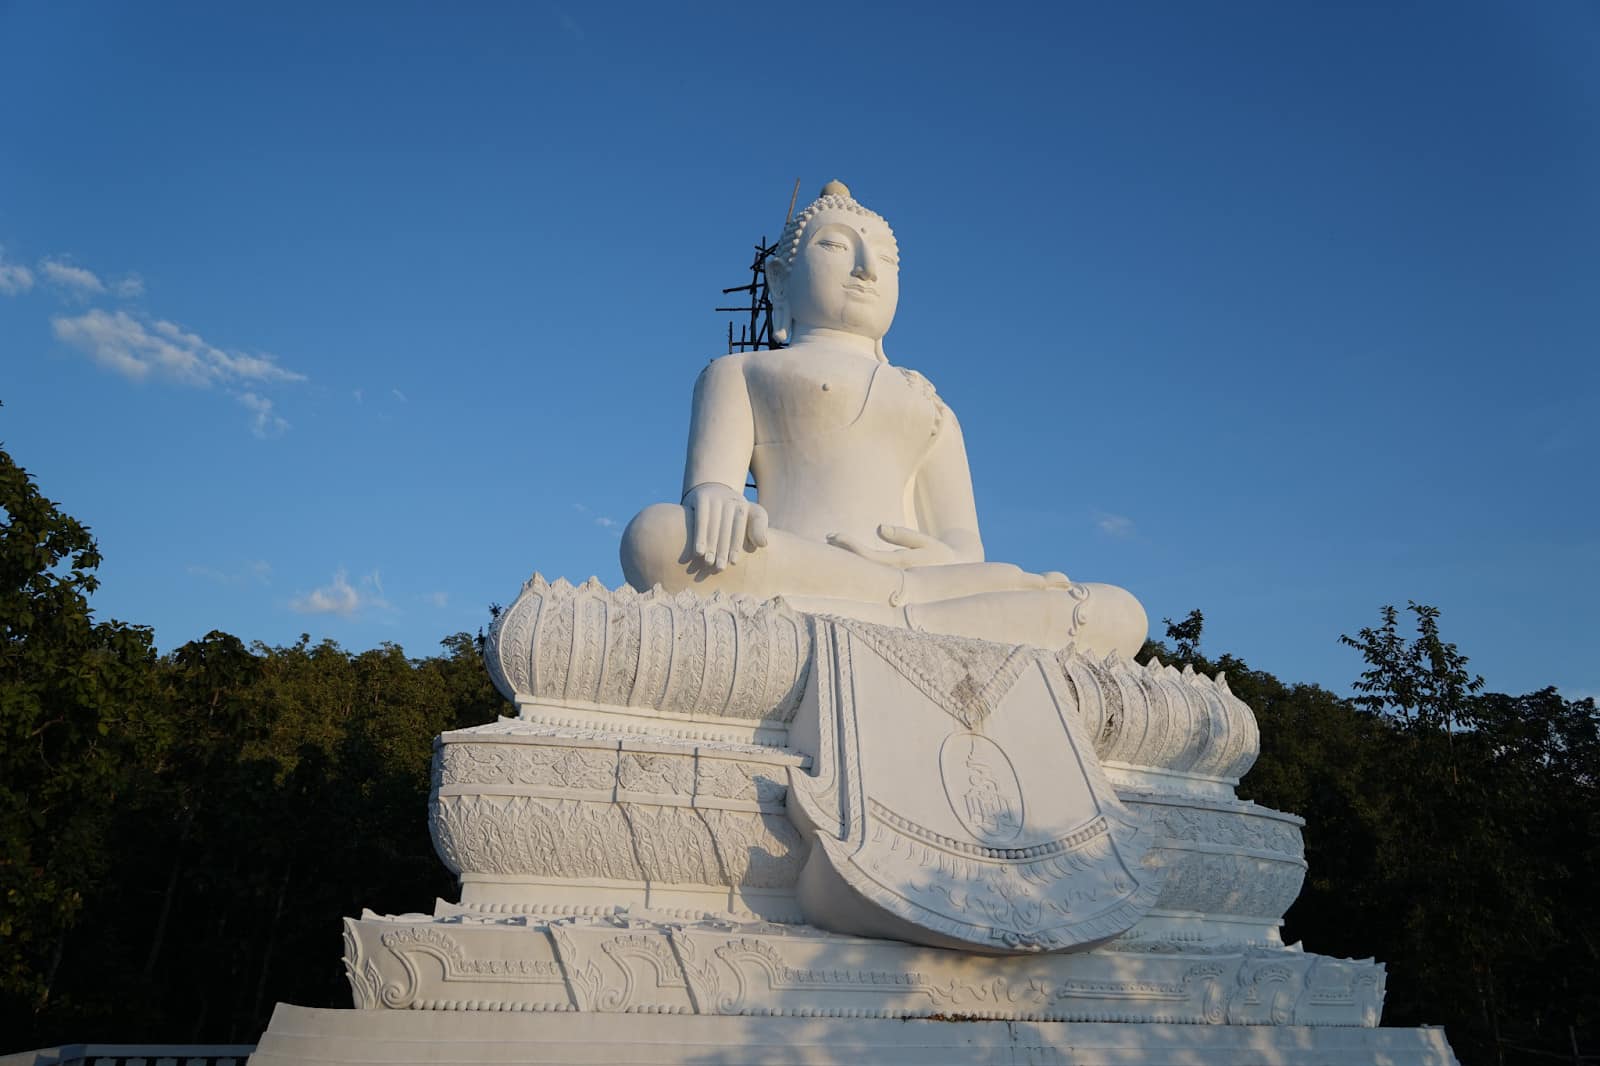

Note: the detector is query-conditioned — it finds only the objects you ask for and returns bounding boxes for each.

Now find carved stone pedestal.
[436,578,1309,956]
[250,578,1458,1065]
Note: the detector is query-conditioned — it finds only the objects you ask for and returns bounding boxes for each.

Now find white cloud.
[391,388,407,402]
[0,245,33,295]
[1094,511,1136,538]
[353,388,364,403]
[26,252,304,436]
[39,256,107,296]
[291,569,362,616]
[238,391,288,438]
[26,254,138,299]
[291,568,392,617]
[424,590,449,608]
[572,504,622,536]
[187,560,272,585]
[368,569,389,604]
[52,309,306,392]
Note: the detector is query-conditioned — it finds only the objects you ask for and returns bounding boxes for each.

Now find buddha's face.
[780,210,900,340]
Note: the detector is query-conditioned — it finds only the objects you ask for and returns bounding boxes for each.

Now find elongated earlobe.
[765,256,791,344]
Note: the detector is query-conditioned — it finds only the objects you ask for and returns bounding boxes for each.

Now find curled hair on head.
[775,185,898,267]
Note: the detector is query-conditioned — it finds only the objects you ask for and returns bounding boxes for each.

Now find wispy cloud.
[1094,510,1136,538]
[424,590,449,608]
[291,569,361,616]
[52,309,306,388]
[290,568,392,617]
[187,560,272,586]
[10,251,141,300]
[552,4,585,40]
[238,391,288,438]
[0,246,33,295]
[575,503,622,535]
[39,256,106,297]
[350,386,413,409]
[21,248,302,436]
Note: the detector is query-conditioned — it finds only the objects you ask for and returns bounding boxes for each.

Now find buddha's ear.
[764,256,791,344]
[764,254,788,298]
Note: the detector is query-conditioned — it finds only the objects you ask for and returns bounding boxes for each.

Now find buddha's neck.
[787,326,887,362]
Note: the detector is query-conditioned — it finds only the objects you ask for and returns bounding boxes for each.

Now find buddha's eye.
[816,239,847,251]
[879,255,897,266]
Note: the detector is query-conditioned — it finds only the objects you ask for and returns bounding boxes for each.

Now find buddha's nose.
[851,259,877,283]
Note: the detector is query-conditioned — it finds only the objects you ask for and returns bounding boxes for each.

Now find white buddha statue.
[621,181,1147,658]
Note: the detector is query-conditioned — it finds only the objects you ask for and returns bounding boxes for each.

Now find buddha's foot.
[899,561,1064,604]
[904,581,1147,660]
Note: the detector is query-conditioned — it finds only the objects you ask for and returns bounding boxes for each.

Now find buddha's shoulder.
[890,363,945,403]
[702,348,817,379]
[694,351,832,396]
[693,351,754,385]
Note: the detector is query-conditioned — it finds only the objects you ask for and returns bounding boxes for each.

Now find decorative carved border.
[343,913,1387,1026]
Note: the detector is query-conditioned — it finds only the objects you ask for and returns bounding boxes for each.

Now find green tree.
[0,439,157,1021]
[1340,601,1484,731]
[1161,608,1205,662]
[1336,603,1600,1065]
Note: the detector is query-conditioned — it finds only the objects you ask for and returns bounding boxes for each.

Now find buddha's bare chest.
[744,352,935,446]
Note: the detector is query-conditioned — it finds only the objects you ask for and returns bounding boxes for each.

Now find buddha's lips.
[845,283,877,296]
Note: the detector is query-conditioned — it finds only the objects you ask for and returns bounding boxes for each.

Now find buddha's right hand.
[683,483,769,572]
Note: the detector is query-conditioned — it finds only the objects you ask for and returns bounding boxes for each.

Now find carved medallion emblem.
[939,732,1025,846]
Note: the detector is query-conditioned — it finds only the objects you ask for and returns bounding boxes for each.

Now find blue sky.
[1,1,1595,701]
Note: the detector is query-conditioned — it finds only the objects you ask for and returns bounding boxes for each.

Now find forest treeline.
[2,442,1596,1064]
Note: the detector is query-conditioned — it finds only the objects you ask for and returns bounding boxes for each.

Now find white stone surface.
[619,182,1147,659]
[338,909,1384,1026]
[251,1003,1461,1065]
[483,575,811,746]
[464,585,1300,948]
[431,720,808,919]
[787,616,1162,953]
[429,716,1306,938]
[482,574,1260,791]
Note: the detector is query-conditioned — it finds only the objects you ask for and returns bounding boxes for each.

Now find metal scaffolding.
[715,180,800,354]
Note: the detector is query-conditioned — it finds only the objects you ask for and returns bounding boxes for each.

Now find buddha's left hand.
[827,524,961,569]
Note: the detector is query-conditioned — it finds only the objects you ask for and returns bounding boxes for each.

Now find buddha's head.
[767,181,900,347]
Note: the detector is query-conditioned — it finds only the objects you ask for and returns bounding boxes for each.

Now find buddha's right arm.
[678,356,767,571]
[681,355,755,499]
